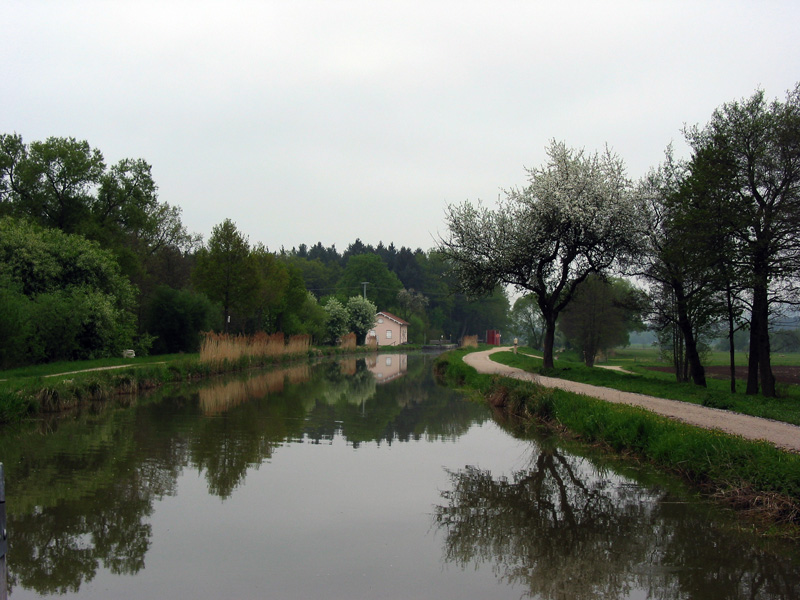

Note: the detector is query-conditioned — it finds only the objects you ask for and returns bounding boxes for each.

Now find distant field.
[604,345,800,367]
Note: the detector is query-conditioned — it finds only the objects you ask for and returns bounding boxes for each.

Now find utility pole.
[361,281,369,299]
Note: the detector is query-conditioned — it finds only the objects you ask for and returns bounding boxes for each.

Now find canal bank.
[435,347,800,536]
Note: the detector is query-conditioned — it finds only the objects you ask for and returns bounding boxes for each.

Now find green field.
[603,345,800,367]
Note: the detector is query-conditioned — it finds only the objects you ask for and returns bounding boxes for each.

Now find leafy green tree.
[346,296,377,344]
[272,263,313,335]
[284,254,341,298]
[0,276,33,368]
[91,157,199,278]
[509,294,547,350]
[0,134,199,324]
[290,292,329,343]
[440,141,639,367]
[192,219,259,332]
[558,275,647,367]
[144,286,220,354]
[683,85,800,397]
[322,297,349,344]
[337,253,403,310]
[633,149,724,386]
[396,288,429,321]
[0,217,137,363]
[250,243,289,332]
[2,135,105,233]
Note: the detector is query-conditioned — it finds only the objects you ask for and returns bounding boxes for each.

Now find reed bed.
[339,333,357,351]
[200,332,311,364]
[461,335,478,348]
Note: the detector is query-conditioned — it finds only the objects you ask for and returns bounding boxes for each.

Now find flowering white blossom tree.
[439,141,640,368]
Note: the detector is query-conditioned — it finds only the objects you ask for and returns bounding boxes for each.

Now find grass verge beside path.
[434,347,800,537]
[493,349,800,427]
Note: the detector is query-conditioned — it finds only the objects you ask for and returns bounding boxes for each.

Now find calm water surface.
[2,354,799,599]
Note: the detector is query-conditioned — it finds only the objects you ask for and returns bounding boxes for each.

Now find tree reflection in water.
[3,354,484,596]
[434,443,800,599]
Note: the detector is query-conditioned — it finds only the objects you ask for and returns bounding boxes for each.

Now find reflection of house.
[366,353,408,383]
[367,311,409,346]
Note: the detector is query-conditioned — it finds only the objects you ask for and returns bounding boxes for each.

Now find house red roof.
[378,311,409,325]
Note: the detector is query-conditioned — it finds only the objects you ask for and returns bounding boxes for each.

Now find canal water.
[1,354,799,599]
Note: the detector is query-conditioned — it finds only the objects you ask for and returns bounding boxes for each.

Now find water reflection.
[4,354,800,598]
[2,354,484,596]
[366,353,408,383]
[434,439,800,599]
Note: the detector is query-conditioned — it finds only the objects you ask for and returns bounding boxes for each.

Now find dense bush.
[0,218,138,366]
[144,285,220,354]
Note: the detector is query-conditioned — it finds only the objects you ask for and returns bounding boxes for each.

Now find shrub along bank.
[434,348,800,537]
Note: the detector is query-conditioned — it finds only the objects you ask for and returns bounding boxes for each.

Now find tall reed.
[199,332,311,365]
[339,333,357,351]
[461,335,478,348]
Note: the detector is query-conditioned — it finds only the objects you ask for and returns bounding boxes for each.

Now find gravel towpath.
[463,347,800,453]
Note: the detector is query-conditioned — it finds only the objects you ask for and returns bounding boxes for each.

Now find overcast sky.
[3,1,799,253]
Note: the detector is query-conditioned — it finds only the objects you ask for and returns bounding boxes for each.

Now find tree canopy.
[0,217,138,365]
[439,141,639,367]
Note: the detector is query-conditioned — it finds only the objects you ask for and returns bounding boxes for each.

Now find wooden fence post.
[1,462,6,600]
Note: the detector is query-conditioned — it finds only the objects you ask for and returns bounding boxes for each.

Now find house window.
[377,318,384,324]
[386,330,392,339]
[385,357,392,366]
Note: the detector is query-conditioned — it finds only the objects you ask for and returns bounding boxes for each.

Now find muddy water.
[2,354,798,599]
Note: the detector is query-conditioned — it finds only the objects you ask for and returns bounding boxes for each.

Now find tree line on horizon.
[0,133,507,367]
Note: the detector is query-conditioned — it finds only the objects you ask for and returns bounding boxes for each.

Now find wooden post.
[1,462,6,600]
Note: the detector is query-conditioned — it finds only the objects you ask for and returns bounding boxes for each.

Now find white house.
[366,311,409,346]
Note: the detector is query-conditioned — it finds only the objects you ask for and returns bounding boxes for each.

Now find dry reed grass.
[462,335,479,348]
[200,332,311,364]
[339,332,357,351]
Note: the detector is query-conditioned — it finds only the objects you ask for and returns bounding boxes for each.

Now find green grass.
[603,345,800,367]
[0,354,191,381]
[492,349,800,426]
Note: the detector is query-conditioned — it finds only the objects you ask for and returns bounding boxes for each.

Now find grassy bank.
[493,349,800,426]
[434,348,800,537]
[0,336,418,424]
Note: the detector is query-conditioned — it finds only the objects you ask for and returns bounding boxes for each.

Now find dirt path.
[464,347,800,453]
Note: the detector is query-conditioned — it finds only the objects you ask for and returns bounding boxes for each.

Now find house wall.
[370,315,408,346]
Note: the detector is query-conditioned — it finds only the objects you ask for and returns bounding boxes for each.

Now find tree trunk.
[746,319,760,395]
[672,279,706,387]
[747,277,776,396]
[725,286,736,393]
[542,316,557,369]
[756,286,776,397]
